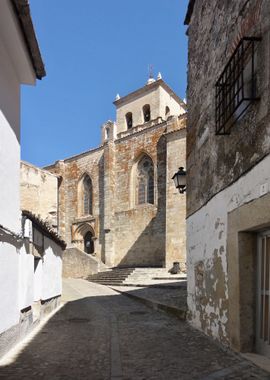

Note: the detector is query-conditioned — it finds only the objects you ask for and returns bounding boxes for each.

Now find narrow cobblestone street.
[0,279,269,380]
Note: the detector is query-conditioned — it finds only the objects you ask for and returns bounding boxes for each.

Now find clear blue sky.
[21,0,189,167]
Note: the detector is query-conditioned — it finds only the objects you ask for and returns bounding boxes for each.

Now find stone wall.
[46,148,104,262]
[46,116,186,269]
[115,79,185,134]
[186,0,270,217]
[112,121,166,267]
[21,161,58,228]
[116,85,161,134]
[165,123,186,269]
[186,0,270,349]
[62,247,100,278]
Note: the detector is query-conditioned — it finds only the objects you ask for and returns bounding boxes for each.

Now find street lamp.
[172,167,186,194]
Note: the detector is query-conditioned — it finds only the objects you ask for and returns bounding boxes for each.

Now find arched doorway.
[84,231,94,254]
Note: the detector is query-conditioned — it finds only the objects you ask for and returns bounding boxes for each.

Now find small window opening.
[126,112,133,129]
[143,104,151,122]
[165,106,170,118]
[105,127,110,140]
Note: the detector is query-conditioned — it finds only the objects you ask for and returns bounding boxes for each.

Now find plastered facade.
[47,79,187,269]
[0,0,36,337]
[187,154,270,346]
[0,0,62,358]
[185,0,270,350]
[41,237,62,299]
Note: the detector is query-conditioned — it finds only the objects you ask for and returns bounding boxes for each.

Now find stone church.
[46,75,187,269]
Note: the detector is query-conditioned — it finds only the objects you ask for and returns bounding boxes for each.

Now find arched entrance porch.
[72,222,96,255]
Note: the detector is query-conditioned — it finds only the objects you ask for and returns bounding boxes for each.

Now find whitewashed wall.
[42,237,62,300]
[0,0,36,336]
[0,245,20,334]
[18,231,63,308]
[187,153,270,339]
[0,56,21,332]
[18,244,34,310]
[0,31,20,233]
[34,259,43,302]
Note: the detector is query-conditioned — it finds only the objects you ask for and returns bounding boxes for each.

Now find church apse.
[45,77,186,270]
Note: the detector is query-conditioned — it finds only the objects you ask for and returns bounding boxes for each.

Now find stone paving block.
[0,279,269,380]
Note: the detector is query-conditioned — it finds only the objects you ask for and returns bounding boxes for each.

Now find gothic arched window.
[82,175,93,215]
[143,104,151,122]
[165,106,170,117]
[137,155,154,205]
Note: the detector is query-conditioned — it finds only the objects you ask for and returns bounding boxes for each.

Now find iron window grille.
[215,37,261,135]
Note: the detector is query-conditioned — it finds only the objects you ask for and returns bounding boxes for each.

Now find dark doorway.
[84,231,94,254]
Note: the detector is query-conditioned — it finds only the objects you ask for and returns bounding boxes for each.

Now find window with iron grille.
[215,37,261,135]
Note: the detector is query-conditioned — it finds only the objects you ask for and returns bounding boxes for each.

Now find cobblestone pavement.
[0,279,269,380]
[111,284,187,310]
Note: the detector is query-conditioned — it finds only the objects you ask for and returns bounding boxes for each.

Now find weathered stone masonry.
[21,161,59,229]
[185,0,270,352]
[46,78,187,269]
[186,0,269,216]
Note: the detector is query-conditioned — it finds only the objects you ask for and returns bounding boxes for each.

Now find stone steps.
[87,267,185,286]
[123,268,175,283]
[87,268,135,285]
[89,275,128,279]
[89,281,125,286]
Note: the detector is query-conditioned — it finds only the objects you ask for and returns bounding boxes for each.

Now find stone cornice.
[114,79,186,109]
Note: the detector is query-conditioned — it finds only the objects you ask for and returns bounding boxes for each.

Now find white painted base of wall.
[0,242,20,334]
[187,154,270,340]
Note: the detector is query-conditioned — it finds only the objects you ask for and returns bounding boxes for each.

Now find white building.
[0,0,64,357]
[21,211,65,320]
